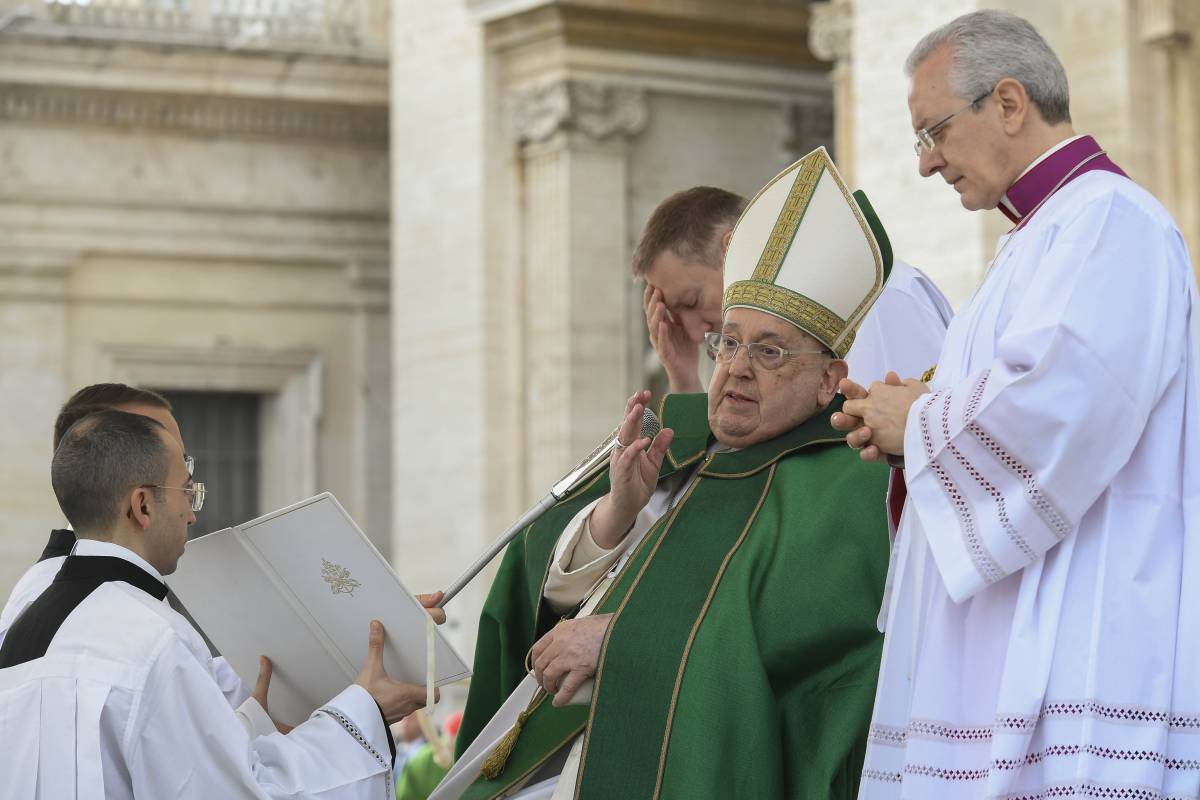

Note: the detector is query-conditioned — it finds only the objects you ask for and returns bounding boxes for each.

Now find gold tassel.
[480,707,532,780]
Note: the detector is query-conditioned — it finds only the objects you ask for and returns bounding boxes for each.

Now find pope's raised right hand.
[589,391,674,549]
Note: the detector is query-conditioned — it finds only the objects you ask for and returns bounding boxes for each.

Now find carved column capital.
[808,0,854,63]
[510,80,649,145]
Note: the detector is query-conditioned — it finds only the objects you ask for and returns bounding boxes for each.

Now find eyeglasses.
[184,454,194,477]
[704,331,827,371]
[142,482,206,512]
[912,89,993,156]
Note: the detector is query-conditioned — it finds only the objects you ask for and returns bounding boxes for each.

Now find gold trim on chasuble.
[650,465,775,799]
[482,467,705,800]
[571,464,713,799]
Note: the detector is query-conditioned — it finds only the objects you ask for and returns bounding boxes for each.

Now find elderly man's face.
[707,307,846,448]
[908,45,1010,211]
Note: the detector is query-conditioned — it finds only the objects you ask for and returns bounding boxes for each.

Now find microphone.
[437,407,662,607]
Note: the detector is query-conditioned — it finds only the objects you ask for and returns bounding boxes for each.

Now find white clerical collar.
[999,134,1086,217]
[72,539,164,582]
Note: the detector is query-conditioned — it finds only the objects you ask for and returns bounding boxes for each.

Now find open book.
[168,492,471,726]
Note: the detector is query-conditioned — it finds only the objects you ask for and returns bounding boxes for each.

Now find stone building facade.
[0,0,395,593]
[1,0,1195,675]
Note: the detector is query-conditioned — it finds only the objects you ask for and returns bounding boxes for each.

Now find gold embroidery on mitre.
[749,155,825,284]
[723,280,849,356]
[321,558,362,596]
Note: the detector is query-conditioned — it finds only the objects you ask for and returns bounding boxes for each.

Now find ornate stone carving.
[510,80,648,144]
[808,0,854,63]
[0,85,388,143]
[784,97,836,161]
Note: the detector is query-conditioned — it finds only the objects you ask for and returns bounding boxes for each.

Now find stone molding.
[510,79,648,144]
[103,344,323,511]
[1138,0,1194,46]
[0,83,388,143]
[808,0,853,63]
[785,96,836,161]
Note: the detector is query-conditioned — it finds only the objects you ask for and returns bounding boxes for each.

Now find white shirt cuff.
[235,697,277,739]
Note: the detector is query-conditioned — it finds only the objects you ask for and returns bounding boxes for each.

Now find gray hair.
[906,10,1071,125]
[52,409,171,534]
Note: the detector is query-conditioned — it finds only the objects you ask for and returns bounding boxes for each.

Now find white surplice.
[846,259,954,386]
[0,551,395,799]
[859,171,1200,798]
[0,539,250,709]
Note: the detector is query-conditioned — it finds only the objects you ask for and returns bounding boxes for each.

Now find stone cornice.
[0,40,388,106]
[510,79,647,143]
[0,83,388,142]
[487,3,821,70]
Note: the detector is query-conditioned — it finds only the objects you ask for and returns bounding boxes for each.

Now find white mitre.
[723,146,893,358]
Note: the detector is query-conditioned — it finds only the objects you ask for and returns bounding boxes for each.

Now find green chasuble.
[456,392,890,800]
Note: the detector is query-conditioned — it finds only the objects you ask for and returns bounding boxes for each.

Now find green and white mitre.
[723,146,894,358]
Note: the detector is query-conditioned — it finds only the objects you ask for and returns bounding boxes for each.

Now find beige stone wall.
[0,34,392,597]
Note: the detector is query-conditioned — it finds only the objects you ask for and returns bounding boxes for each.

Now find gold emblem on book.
[321,558,362,597]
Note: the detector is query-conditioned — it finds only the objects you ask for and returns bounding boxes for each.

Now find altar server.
[0,409,429,798]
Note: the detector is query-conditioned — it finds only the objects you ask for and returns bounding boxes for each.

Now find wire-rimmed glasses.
[913,89,993,156]
[704,331,827,371]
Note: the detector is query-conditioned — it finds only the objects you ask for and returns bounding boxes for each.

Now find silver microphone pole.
[437,407,661,607]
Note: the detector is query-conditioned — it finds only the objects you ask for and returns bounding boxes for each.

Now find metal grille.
[158,390,261,539]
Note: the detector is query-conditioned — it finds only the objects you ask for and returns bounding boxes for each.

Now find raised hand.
[354,620,433,723]
[644,284,704,394]
[531,614,613,707]
[590,391,675,549]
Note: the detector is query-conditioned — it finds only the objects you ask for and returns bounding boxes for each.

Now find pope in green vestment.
[445,148,899,800]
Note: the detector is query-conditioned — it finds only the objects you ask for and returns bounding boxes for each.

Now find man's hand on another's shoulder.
[532,614,613,707]
[644,285,704,394]
[354,620,434,723]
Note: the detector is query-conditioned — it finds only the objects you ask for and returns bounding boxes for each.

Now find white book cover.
[168,492,471,726]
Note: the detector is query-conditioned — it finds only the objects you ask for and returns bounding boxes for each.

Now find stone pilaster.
[510,79,648,495]
[808,0,855,179]
[1138,0,1200,279]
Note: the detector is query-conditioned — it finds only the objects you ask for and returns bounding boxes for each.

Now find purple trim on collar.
[999,135,1128,225]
